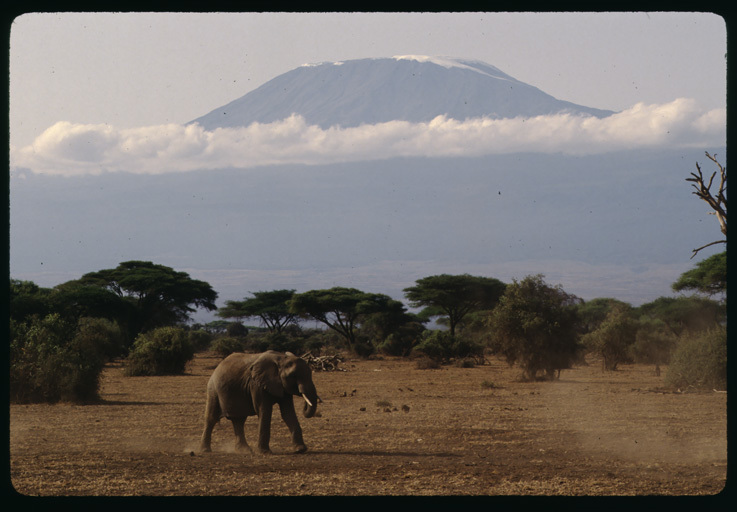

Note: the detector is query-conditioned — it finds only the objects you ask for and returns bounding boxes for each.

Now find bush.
[412,330,454,361]
[375,322,426,357]
[353,339,376,358]
[303,335,326,355]
[582,307,637,371]
[264,332,305,354]
[412,330,484,363]
[488,275,582,381]
[10,314,106,403]
[188,329,214,352]
[665,328,727,390]
[629,318,676,376]
[226,322,249,338]
[125,327,194,376]
[414,356,441,369]
[76,317,127,359]
[242,331,305,354]
[210,336,249,357]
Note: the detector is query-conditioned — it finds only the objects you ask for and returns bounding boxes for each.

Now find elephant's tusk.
[302,394,313,407]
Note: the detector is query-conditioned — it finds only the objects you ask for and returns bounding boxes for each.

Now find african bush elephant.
[199,350,318,454]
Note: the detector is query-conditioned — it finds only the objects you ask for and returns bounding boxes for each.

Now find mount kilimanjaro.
[190,55,615,130]
[10,56,722,309]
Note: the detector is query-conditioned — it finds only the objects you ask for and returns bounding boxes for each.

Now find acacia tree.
[672,251,726,298]
[218,289,298,333]
[488,274,582,380]
[288,287,406,350]
[403,274,507,337]
[73,260,218,338]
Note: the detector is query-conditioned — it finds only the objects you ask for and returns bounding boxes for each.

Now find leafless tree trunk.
[687,152,727,258]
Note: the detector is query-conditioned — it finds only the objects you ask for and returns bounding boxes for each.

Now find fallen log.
[301,352,345,371]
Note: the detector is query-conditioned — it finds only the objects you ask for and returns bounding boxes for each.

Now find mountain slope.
[190,56,615,130]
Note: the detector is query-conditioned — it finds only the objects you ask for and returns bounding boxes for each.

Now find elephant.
[199,350,319,454]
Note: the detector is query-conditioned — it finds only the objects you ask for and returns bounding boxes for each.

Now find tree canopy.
[403,274,506,336]
[672,251,726,298]
[9,279,52,323]
[636,296,725,336]
[218,289,298,333]
[289,287,406,348]
[488,274,582,380]
[72,260,218,336]
[576,297,632,334]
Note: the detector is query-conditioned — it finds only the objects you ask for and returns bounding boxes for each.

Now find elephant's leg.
[230,417,252,453]
[199,390,221,452]
[279,400,307,453]
[256,405,274,454]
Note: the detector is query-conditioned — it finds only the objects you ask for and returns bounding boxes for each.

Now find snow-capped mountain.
[190,56,615,130]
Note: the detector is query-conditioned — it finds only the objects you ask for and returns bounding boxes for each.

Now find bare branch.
[690,239,726,259]
[687,152,727,257]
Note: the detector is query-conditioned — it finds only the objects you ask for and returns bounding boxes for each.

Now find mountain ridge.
[189,56,615,130]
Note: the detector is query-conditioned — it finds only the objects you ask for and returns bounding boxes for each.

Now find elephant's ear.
[251,353,284,398]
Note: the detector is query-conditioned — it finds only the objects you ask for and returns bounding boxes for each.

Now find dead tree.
[686,152,727,258]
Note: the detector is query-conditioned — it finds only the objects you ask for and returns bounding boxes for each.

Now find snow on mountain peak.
[392,55,510,80]
[393,54,470,68]
[301,60,344,67]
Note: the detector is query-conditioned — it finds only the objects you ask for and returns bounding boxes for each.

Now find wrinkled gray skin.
[199,351,318,454]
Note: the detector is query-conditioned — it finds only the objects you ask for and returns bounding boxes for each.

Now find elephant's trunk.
[298,382,318,418]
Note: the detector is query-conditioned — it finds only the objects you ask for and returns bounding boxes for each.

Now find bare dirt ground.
[9,351,729,497]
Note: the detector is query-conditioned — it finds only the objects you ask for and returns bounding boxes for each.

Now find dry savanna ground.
[9,350,729,497]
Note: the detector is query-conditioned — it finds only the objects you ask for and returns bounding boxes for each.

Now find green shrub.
[10,314,106,403]
[412,330,454,361]
[76,317,127,359]
[353,339,376,358]
[210,336,248,357]
[264,332,304,354]
[376,322,426,356]
[303,335,326,355]
[242,331,304,354]
[412,330,484,363]
[666,328,727,390]
[582,307,637,371]
[125,327,194,376]
[226,322,249,338]
[188,329,214,352]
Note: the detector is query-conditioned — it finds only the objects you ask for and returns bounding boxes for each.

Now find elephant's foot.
[257,447,273,455]
[235,443,253,454]
[200,445,212,453]
[293,444,308,454]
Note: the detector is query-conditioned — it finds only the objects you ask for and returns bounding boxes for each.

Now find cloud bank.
[11,98,725,177]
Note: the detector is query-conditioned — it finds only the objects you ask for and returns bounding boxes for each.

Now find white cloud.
[10,99,725,177]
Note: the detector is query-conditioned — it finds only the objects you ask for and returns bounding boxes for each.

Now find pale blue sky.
[10,11,727,149]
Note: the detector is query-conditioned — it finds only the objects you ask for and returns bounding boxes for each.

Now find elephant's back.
[209,352,256,387]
